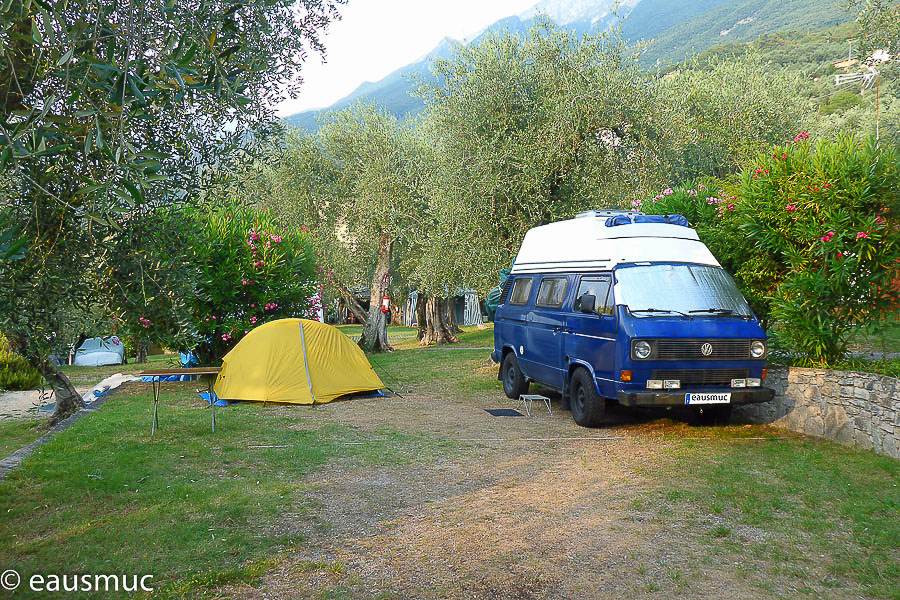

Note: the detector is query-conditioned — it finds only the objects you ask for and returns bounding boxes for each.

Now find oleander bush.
[0,333,41,391]
[643,135,900,365]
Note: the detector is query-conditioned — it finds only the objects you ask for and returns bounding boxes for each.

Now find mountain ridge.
[284,0,854,132]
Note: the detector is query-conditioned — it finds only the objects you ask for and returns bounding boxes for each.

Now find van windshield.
[615,264,753,318]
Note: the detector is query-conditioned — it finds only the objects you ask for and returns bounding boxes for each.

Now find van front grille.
[651,369,749,387]
[656,339,751,361]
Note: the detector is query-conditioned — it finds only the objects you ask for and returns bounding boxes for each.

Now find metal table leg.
[208,378,215,433]
[151,378,160,436]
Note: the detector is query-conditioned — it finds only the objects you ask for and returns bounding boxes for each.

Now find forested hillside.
[694,23,900,145]
[638,0,851,66]
[284,0,856,131]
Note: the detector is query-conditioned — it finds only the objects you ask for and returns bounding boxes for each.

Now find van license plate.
[685,393,731,405]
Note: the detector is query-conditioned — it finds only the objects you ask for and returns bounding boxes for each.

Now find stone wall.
[735,366,899,459]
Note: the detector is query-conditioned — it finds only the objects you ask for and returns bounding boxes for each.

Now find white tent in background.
[73,336,126,366]
[403,290,484,328]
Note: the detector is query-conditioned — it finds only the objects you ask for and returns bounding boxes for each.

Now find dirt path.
[219,393,818,599]
[0,386,91,420]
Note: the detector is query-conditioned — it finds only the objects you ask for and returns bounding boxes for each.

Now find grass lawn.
[0,419,45,457]
[0,323,897,598]
[60,353,174,385]
[0,384,459,599]
[848,317,900,354]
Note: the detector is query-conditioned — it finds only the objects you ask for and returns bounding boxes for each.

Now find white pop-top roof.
[510,211,720,274]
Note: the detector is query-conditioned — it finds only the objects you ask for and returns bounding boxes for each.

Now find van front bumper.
[617,387,775,407]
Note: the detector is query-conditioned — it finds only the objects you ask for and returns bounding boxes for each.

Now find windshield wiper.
[630,308,693,320]
[688,308,751,319]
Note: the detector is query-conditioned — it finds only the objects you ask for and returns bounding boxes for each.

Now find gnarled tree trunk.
[36,358,84,425]
[443,297,464,336]
[416,295,427,342]
[135,339,149,363]
[419,296,458,346]
[358,234,392,353]
[324,277,369,324]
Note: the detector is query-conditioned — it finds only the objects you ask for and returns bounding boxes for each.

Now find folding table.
[139,368,222,435]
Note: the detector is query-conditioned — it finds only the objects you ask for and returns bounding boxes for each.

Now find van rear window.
[536,277,568,308]
[508,277,533,305]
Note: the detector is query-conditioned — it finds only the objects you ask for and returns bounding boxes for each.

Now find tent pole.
[298,321,316,405]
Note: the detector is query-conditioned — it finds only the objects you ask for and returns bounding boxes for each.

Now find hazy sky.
[277,0,537,117]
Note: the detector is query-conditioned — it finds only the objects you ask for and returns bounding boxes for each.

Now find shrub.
[107,201,320,365]
[0,334,41,391]
[735,134,899,363]
[187,201,320,363]
[640,135,900,366]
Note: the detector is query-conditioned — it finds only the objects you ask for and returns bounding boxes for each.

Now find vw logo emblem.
[700,343,713,357]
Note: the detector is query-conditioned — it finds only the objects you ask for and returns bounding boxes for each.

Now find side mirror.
[580,294,596,314]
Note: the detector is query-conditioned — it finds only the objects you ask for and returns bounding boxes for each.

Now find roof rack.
[575,209,645,219]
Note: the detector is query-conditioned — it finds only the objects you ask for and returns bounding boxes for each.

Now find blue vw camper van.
[492,210,774,427]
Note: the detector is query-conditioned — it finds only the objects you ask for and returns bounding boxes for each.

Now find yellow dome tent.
[213,319,384,405]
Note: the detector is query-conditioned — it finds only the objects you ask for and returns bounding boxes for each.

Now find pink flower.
[786,204,797,212]
[663,188,673,196]
[222,333,232,341]
[781,153,787,159]
[727,203,735,211]
[698,184,706,190]
[793,131,810,142]
[250,303,255,308]
[856,231,869,239]
[631,200,642,209]
[875,216,885,225]
[821,231,835,243]
[250,316,257,324]
[836,252,843,258]
[653,195,663,201]
[686,189,698,197]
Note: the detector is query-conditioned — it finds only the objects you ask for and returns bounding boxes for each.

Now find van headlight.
[750,340,766,358]
[633,340,652,360]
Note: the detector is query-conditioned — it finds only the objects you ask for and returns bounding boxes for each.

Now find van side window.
[508,277,533,305]
[535,277,568,308]
[574,277,612,315]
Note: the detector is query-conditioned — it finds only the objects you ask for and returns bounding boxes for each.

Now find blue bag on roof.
[605,214,689,227]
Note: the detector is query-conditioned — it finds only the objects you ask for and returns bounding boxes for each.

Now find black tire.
[694,405,733,426]
[501,352,529,399]
[570,368,607,427]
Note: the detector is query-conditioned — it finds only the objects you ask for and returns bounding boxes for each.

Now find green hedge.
[0,334,41,391]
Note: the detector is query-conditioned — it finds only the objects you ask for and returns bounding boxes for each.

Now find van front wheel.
[570,368,607,427]
[501,353,529,399]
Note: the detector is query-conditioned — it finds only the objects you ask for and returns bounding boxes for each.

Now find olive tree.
[270,104,424,352]
[416,20,671,298]
[0,0,342,423]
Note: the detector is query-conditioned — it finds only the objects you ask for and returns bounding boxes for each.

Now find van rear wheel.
[570,368,606,427]
[501,353,529,399]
